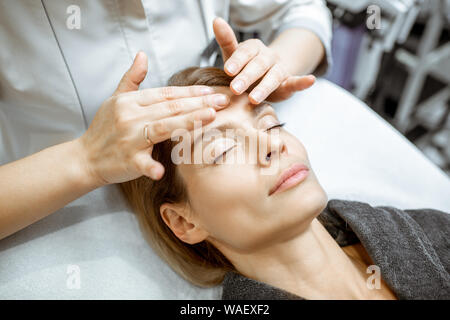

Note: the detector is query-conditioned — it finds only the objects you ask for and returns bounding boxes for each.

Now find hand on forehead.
[210,86,274,114]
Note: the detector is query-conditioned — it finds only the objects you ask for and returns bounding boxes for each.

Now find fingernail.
[232,79,245,93]
[250,90,263,103]
[226,62,237,74]
[214,94,229,107]
[200,86,214,95]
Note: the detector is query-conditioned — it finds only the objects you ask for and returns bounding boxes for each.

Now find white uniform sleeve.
[229,0,333,76]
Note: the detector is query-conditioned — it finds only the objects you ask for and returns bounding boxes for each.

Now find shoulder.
[323,199,450,275]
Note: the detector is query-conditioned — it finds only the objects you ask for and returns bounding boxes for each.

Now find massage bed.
[0,78,448,299]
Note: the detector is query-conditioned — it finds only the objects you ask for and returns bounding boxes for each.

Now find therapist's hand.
[213,17,315,105]
[78,52,230,186]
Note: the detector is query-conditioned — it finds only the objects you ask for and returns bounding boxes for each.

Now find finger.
[247,64,288,104]
[266,75,316,102]
[134,149,165,180]
[146,108,216,144]
[282,75,316,92]
[141,94,230,121]
[223,39,260,77]
[213,17,238,63]
[114,51,148,95]
[230,53,275,96]
[136,85,216,106]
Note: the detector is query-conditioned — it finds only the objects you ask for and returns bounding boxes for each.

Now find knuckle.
[271,50,282,62]
[272,64,286,83]
[236,74,248,86]
[189,86,199,96]
[114,109,132,130]
[166,100,183,115]
[202,95,213,107]
[260,80,275,93]
[255,55,271,71]
[151,120,167,137]
[160,86,175,100]
[114,94,130,108]
[279,64,289,80]
[248,38,263,49]
[235,47,252,61]
[192,108,209,122]
[242,47,254,60]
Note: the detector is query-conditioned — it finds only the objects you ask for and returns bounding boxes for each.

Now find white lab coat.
[0,0,332,299]
[0,0,332,163]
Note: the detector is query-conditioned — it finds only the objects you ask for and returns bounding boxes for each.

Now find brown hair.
[120,67,235,287]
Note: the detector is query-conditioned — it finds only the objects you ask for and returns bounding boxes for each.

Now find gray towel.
[222,199,450,300]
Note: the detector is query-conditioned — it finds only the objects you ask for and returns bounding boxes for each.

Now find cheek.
[182,165,269,248]
[189,170,242,213]
[282,132,328,214]
[184,165,256,215]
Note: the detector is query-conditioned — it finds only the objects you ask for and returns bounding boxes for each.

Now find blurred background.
[324,0,450,175]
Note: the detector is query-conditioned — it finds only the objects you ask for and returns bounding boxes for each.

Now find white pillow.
[276,79,450,212]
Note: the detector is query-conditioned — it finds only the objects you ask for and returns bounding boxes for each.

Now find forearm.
[269,28,325,76]
[0,138,102,240]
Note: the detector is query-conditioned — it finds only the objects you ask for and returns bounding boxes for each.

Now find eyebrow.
[191,103,276,147]
[253,102,271,117]
[192,121,238,148]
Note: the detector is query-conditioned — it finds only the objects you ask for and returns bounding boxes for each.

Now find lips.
[268,163,309,196]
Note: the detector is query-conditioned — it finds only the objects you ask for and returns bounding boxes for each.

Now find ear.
[160,203,209,245]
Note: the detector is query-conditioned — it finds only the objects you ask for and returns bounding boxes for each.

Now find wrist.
[71,137,107,190]
[269,28,325,76]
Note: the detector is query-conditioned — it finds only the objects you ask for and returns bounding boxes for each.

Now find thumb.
[213,17,238,63]
[267,75,316,102]
[114,51,148,95]
[134,149,165,180]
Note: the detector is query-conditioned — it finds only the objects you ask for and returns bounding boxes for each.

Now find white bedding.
[0,79,449,299]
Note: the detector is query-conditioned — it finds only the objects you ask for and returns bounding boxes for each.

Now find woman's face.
[170,86,327,253]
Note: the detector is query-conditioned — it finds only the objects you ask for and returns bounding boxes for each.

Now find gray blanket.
[222,199,450,300]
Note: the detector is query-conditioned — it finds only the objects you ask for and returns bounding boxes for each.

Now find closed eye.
[213,123,286,164]
[266,122,286,132]
[213,145,236,164]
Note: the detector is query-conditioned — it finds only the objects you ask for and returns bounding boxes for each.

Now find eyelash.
[213,145,236,164]
[266,122,286,131]
[212,122,287,164]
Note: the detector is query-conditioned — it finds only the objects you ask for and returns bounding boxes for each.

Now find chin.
[237,182,328,252]
[278,175,328,226]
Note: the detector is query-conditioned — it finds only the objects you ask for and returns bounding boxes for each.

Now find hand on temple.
[213,17,316,105]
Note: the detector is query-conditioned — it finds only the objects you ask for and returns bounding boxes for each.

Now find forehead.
[207,86,272,126]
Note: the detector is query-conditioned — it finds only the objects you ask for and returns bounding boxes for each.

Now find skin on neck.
[214,217,388,300]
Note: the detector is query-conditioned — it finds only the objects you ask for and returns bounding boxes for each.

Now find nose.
[257,130,288,167]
